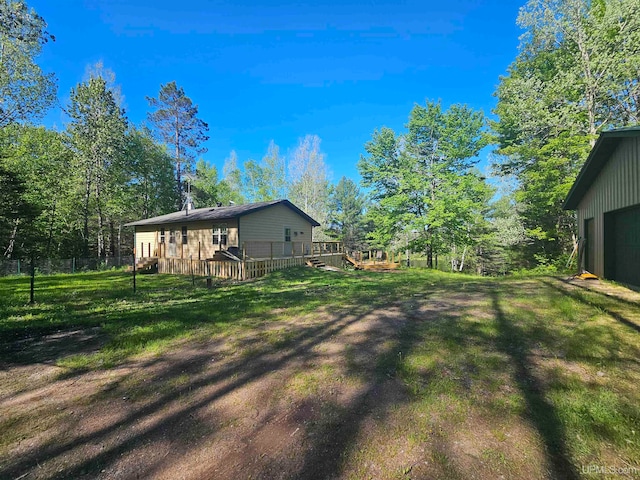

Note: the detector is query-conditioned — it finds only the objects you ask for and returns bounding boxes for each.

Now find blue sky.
[33,0,524,184]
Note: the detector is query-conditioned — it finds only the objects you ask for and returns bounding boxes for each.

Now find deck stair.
[344,255,363,270]
[134,257,158,273]
[306,257,326,269]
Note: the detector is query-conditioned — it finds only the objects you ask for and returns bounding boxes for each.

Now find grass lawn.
[0,268,639,479]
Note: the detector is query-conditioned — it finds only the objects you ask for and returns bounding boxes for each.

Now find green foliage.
[221,150,246,204]
[0,159,40,257]
[67,76,128,257]
[0,125,76,257]
[0,0,56,126]
[288,134,331,239]
[326,176,368,251]
[359,101,491,267]
[241,141,287,202]
[147,81,209,207]
[493,0,640,267]
[125,127,176,219]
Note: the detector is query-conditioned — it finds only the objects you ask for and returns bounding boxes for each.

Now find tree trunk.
[96,178,104,258]
[46,198,57,257]
[109,220,116,258]
[83,173,91,258]
[3,221,18,258]
[459,246,467,272]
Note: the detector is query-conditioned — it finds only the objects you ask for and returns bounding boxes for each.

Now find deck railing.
[157,241,344,280]
[242,241,343,259]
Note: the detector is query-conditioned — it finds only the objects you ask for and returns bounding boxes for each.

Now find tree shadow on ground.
[491,288,579,480]
[542,278,640,334]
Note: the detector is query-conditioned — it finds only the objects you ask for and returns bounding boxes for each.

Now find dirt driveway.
[1,272,639,479]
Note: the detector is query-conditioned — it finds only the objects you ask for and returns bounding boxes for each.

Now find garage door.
[606,205,640,286]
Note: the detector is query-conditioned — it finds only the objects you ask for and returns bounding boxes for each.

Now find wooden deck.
[345,251,401,271]
[157,252,344,281]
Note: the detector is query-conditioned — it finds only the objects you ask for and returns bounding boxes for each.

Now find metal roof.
[124,199,321,227]
[563,127,640,210]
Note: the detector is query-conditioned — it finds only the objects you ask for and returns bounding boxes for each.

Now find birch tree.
[288,134,330,239]
[67,77,127,257]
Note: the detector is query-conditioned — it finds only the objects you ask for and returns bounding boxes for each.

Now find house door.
[169,229,177,257]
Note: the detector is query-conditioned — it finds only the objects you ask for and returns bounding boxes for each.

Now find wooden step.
[306,258,326,268]
[132,257,158,272]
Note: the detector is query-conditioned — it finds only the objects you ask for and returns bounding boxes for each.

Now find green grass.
[1,268,639,478]
[0,268,452,372]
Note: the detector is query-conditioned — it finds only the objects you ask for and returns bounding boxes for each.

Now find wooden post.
[148,243,151,258]
[198,241,201,260]
[132,251,137,293]
[29,254,35,304]
[270,242,273,260]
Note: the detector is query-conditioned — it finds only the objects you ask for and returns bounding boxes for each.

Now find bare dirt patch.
[2,274,639,479]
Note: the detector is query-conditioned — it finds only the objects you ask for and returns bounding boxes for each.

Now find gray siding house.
[563,127,640,286]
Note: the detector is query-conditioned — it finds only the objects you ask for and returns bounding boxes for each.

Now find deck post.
[29,254,35,304]
[270,242,273,260]
[132,251,136,294]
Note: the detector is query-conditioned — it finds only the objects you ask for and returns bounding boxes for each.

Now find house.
[563,127,640,286]
[125,199,321,262]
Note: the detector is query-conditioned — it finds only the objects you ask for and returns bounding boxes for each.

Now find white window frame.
[213,223,228,246]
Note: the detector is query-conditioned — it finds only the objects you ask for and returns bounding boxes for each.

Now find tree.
[222,150,246,204]
[190,158,233,207]
[359,101,489,268]
[67,76,127,257]
[288,134,331,239]
[241,141,287,202]
[0,0,56,126]
[326,176,368,251]
[0,161,40,258]
[125,127,175,219]
[492,0,640,266]
[147,81,209,208]
[1,125,77,258]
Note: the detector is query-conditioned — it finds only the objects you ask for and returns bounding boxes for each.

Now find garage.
[564,127,640,286]
[604,206,640,286]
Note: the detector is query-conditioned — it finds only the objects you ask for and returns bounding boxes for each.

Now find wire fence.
[0,257,133,277]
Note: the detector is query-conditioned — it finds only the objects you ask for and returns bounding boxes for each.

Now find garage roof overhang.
[563,127,640,210]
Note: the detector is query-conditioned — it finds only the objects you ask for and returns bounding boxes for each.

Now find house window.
[160,228,165,244]
[169,229,175,244]
[182,226,188,244]
[284,227,291,242]
[213,223,228,246]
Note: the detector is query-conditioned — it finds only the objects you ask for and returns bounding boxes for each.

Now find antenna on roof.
[182,173,196,215]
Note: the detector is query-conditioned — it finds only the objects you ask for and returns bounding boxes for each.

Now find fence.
[158,253,344,281]
[0,257,133,277]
